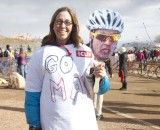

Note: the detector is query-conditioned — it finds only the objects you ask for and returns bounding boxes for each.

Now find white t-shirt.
[26,44,98,130]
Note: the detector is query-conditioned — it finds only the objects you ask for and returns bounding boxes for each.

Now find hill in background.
[0,34,41,51]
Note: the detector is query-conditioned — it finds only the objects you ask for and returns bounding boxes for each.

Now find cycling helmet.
[87,9,124,33]
[118,47,127,54]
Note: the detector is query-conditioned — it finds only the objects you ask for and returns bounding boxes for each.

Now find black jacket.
[119,52,128,76]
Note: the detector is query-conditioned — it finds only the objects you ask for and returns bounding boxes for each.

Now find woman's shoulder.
[30,46,47,59]
[34,45,59,53]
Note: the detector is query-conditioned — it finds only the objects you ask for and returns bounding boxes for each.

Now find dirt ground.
[0,73,160,130]
[98,74,160,130]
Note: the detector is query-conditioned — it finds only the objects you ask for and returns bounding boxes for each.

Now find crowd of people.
[127,47,160,62]
[0,44,32,78]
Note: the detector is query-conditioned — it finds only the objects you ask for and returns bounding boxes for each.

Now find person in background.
[86,9,124,120]
[138,50,145,69]
[27,45,32,53]
[25,7,109,130]
[4,44,14,59]
[0,47,3,57]
[118,47,128,90]
[3,45,14,73]
[150,49,155,60]
[17,48,27,78]
[4,44,10,57]
[104,58,113,78]
[14,49,19,60]
[143,48,150,70]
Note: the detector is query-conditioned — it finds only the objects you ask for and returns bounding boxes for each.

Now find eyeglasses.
[92,32,121,42]
[55,19,72,26]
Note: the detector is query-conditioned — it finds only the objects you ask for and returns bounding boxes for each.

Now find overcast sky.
[0,0,160,43]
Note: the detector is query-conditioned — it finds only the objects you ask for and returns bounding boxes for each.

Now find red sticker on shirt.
[76,50,92,58]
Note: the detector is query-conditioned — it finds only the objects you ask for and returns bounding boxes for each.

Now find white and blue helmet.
[87,9,124,33]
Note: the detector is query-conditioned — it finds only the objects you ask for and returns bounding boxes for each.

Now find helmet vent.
[107,13,111,25]
[116,21,121,27]
[100,15,106,25]
[112,17,117,26]
[95,17,100,25]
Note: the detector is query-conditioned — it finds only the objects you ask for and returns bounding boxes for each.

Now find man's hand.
[93,63,106,78]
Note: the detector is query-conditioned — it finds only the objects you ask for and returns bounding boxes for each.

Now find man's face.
[91,29,120,61]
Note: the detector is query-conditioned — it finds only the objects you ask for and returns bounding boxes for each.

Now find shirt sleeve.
[98,76,110,95]
[25,49,44,92]
[25,48,44,128]
[25,91,41,128]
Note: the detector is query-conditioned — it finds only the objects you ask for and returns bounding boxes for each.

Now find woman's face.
[53,11,73,44]
[91,29,119,61]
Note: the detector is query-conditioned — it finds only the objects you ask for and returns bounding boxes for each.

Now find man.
[86,9,124,120]
[4,44,14,59]
[104,58,113,78]
[118,47,128,90]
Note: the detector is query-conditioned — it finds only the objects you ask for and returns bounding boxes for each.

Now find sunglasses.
[92,32,121,42]
[55,19,72,26]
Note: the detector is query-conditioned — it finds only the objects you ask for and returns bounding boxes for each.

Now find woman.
[17,48,27,78]
[25,7,109,130]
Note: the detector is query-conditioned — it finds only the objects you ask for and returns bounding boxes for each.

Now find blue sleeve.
[25,91,41,128]
[98,76,110,95]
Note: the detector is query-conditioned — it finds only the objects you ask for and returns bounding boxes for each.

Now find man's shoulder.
[80,44,92,51]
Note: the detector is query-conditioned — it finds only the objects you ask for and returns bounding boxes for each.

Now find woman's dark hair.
[41,7,83,47]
